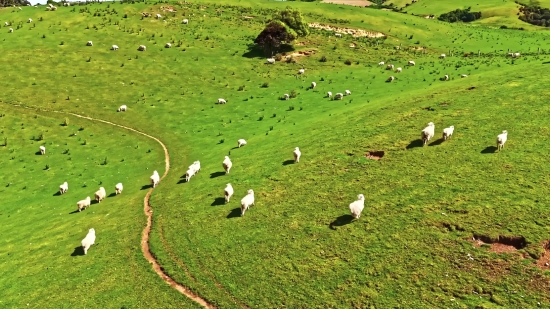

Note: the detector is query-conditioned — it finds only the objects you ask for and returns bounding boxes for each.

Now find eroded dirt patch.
[473,235,527,253]
[321,0,371,6]
[366,151,384,160]
[536,241,550,270]
[309,23,385,38]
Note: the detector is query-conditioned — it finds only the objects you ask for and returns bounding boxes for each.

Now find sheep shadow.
[108,193,116,198]
[406,139,424,149]
[329,214,354,230]
[71,246,85,256]
[141,184,152,190]
[177,179,187,184]
[210,171,225,179]
[53,191,61,196]
[282,159,295,166]
[226,208,242,218]
[68,209,80,215]
[35,151,43,155]
[428,138,444,147]
[481,146,498,154]
[211,197,226,206]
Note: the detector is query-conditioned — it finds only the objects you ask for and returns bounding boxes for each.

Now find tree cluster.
[518,4,550,27]
[438,7,482,23]
[0,0,30,7]
[254,6,308,57]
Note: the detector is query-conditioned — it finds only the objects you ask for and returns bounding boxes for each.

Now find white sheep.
[9,28,13,33]
[240,189,255,216]
[115,183,123,195]
[39,145,46,155]
[189,161,201,174]
[86,41,93,46]
[497,130,508,151]
[513,52,520,58]
[59,182,68,194]
[442,126,454,141]
[63,2,70,6]
[293,147,301,163]
[138,45,146,51]
[266,58,275,64]
[223,156,232,174]
[349,194,365,219]
[155,13,162,19]
[444,75,449,81]
[298,69,305,74]
[311,82,316,89]
[408,60,415,66]
[4,22,9,26]
[335,33,342,38]
[81,228,96,255]
[421,122,435,146]
[218,98,227,104]
[224,183,234,203]
[386,64,394,70]
[28,18,32,23]
[461,74,468,78]
[345,90,351,96]
[117,105,127,112]
[396,67,402,73]
[378,61,385,66]
[440,54,446,59]
[150,170,160,188]
[182,19,189,24]
[185,168,196,182]
[334,93,344,100]
[387,76,395,83]
[165,42,172,48]
[327,91,332,98]
[237,139,247,148]
[77,196,91,212]
[111,45,119,51]
[283,94,289,100]
[94,187,106,203]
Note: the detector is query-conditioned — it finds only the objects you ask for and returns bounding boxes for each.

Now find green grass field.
[2,0,550,308]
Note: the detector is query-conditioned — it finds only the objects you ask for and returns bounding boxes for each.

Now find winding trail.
[9,104,216,309]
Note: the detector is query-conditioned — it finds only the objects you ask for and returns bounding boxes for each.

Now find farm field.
[1,0,550,308]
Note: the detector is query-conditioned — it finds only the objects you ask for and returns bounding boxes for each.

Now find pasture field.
[1,0,550,308]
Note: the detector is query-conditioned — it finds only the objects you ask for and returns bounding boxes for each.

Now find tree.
[254,21,296,57]
[272,6,309,37]
[0,0,30,6]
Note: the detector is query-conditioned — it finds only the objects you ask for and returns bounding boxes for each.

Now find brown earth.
[321,0,371,6]
[308,22,385,38]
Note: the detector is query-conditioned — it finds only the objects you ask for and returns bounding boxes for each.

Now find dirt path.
[9,104,216,309]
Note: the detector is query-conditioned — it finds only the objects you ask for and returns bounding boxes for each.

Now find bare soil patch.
[366,151,384,160]
[321,0,371,6]
[536,241,550,270]
[309,23,385,38]
[473,235,527,253]
[283,49,317,60]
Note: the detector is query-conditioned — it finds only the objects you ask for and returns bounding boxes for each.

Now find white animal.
[156,13,162,19]
[298,69,305,74]
[335,33,342,38]
[421,122,435,146]
[345,90,351,96]
[222,156,232,174]
[396,67,402,73]
[378,61,385,66]
[327,91,332,98]
[408,60,415,66]
[237,139,247,148]
[111,45,119,51]
[442,126,454,141]
[9,28,13,33]
[293,147,301,163]
[28,18,32,23]
[386,64,394,70]
[349,194,365,219]
[334,93,344,100]
[387,76,395,82]
[218,98,227,104]
[189,161,201,174]
[240,189,255,216]
[115,183,123,195]
[39,146,46,155]
[444,75,449,81]
[182,19,189,24]
[461,74,468,78]
[63,2,70,6]
[117,105,127,112]
[86,41,93,46]
[59,182,68,194]
[224,183,234,203]
[513,52,520,58]
[150,170,160,188]
[311,82,316,89]
[497,130,508,151]
[4,22,9,26]
[266,58,275,64]
[81,228,96,255]
[185,168,196,182]
[283,94,289,100]
[138,45,146,51]
[94,187,106,203]
[77,197,91,212]
[165,42,172,48]
[440,54,446,59]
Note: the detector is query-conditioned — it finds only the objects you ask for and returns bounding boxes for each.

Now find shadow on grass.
[481,146,498,154]
[428,138,444,147]
[177,178,187,184]
[210,171,225,179]
[406,139,424,149]
[71,246,85,256]
[226,208,241,218]
[329,214,354,230]
[53,191,61,196]
[211,197,226,206]
[35,151,42,155]
[108,193,116,198]
[68,209,80,215]
[241,44,294,59]
[282,159,295,166]
[141,184,152,190]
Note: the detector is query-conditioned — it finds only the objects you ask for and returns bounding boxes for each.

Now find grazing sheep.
[513,52,520,58]
[335,33,342,38]
[77,196,91,212]
[311,82,316,89]
[497,130,508,151]
[28,18,32,23]
[182,19,189,24]
[396,67,402,73]
[421,122,435,146]
[386,64,394,70]
[293,147,301,163]
[81,228,96,255]
[440,54,446,59]
[156,13,162,19]
[111,45,119,51]
[327,91,332,98]
[443,75,449,81]
[218,98,227,104]
[378,61,385,66]
[86,41,93,46]
[115,183,123,195]
[408,60,415,66]
[94,187,106,203]
[4,22,9,26]
[283,94,289,100]
[222,156,232,174]
[117,105,127,112]
[298,69,305,74]
[63,2,70,6]
[334,93,344,100]
[138,45,146,51]
[349,194,365,219]
[165,42,172,48]
[185,168,196,182]
[345,90,351,96]
[224,183,234,203]
[461,74,468,78]
[237,139,247,148]
[59,182,68,195]
[266,58,275,64]
[39,146,46,155]
[240,189,255,216]
[387,76,395,83]
[442,126,454,141]
[9,28,13,33]
[150,170,160,188]
[189,161,201,174]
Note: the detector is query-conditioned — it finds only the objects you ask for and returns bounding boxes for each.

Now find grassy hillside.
[1,0,550,308]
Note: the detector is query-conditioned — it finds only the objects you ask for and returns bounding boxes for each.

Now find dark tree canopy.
[272,6,309,37]
[438,7,482,23]
[0,0,30,7]
[254,21,296,57]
